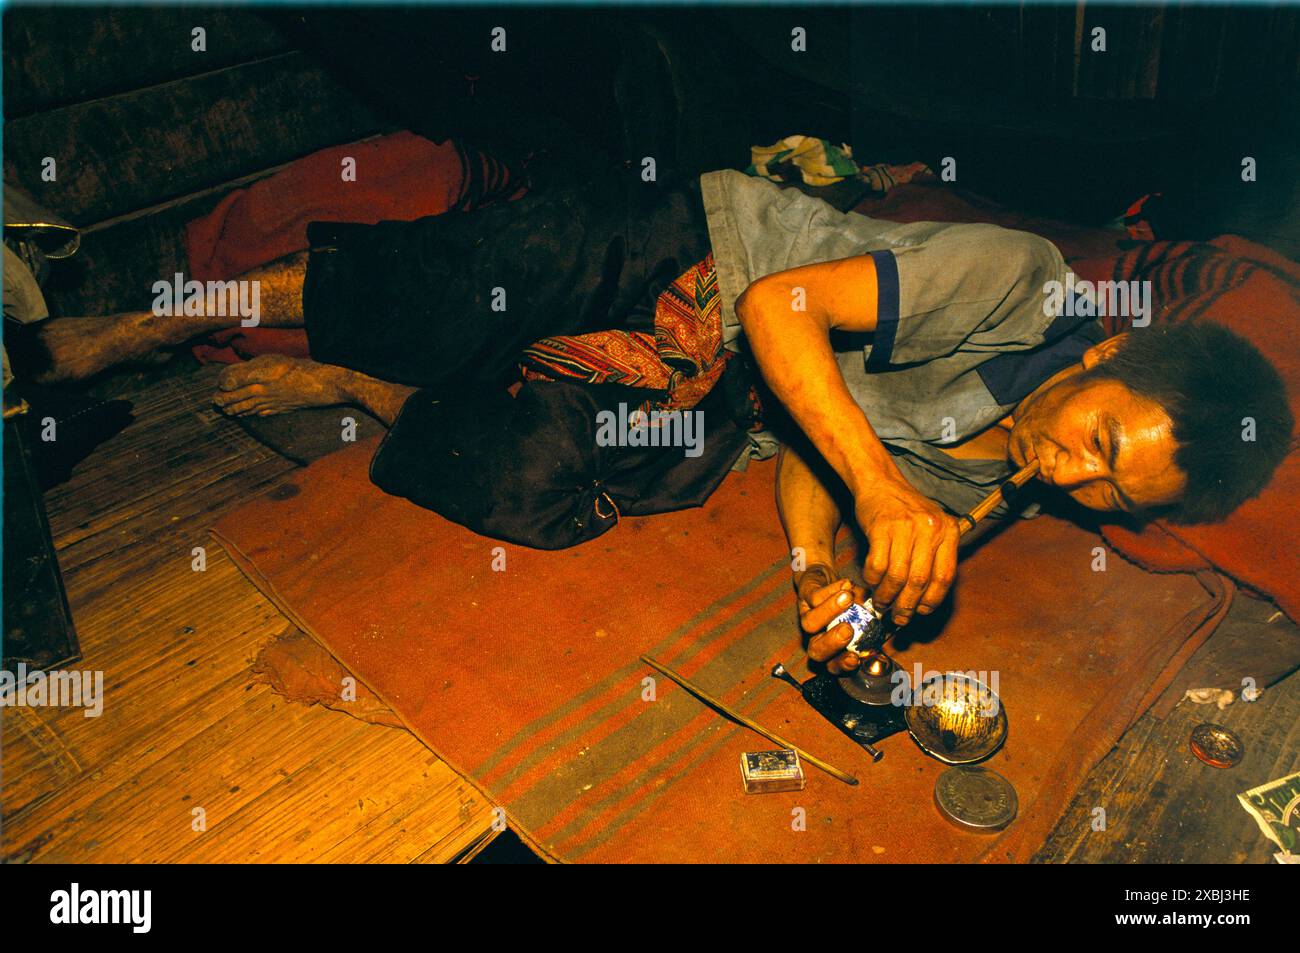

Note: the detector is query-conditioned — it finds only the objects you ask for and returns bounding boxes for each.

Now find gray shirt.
[700,169,1104,528]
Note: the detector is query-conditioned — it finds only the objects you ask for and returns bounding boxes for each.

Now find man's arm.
[736,254,959,625]
[779,440,874,673]
[777,440,842,582]
[738,257,887,495]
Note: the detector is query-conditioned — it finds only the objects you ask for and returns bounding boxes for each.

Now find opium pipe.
[955,460,1040,536]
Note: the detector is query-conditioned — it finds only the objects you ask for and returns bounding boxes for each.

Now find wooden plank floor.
[1,361,494,863]
[3,359,1295,863]
[1039,646,1300,863]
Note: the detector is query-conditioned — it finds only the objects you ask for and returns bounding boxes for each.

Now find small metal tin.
[934,765,1018,832]
[1190,723,1244,768]
[740,749,806,794]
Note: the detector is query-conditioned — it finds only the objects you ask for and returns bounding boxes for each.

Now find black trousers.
[303,166,713,389]
[301,165,755,549]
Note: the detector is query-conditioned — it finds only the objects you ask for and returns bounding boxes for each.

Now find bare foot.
[213,355,349,416]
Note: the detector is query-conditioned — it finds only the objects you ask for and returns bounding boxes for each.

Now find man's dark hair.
[1088,321,1293,524]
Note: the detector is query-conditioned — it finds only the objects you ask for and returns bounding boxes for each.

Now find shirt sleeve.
[865,222,1072,369]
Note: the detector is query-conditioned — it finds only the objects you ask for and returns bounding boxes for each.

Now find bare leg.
[212,355,416,426]
[24,252,309,383]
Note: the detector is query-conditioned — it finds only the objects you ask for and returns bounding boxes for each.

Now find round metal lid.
[1190,723,1244,768]
[934,765,1018,833]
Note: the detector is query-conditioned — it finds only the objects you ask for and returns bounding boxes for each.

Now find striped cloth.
[520,254,727,413]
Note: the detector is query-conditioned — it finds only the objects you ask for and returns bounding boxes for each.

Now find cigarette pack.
[740,749,806,794]
[1237,771,1300,856]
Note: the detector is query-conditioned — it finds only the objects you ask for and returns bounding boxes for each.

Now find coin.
[1190,723,1244,768]
[934,766,1018,832]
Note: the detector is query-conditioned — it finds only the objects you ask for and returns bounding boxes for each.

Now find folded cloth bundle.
[747,135,931,192]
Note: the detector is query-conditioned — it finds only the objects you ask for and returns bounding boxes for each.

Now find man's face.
[1008,371,1187,516]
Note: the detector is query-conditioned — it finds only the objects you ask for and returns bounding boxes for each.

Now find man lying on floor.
[20,168,1292,676]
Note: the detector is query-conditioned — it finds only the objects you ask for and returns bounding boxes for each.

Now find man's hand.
[795,568,867,674]
[854,477,960,626]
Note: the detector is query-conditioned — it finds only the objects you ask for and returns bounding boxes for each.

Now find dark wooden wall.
[722,3,1300,109]
[1066,3,1299,102]
[4,3,1297,320]
[715,3,1299,232]
[3,7,389,316]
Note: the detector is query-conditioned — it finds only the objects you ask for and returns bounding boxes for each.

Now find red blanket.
[213,443,1228,863]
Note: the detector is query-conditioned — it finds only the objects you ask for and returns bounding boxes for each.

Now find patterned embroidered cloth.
[520,253,727,412]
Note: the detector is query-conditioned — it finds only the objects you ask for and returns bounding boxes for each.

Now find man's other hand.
[854,479,959,626]
[796,571,867,675]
